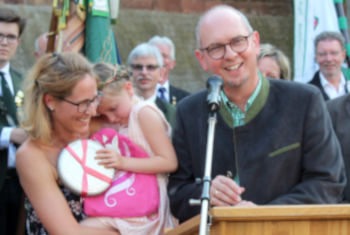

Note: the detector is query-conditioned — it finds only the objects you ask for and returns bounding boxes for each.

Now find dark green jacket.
[155,97,176,133]
[0,68,23,191]
[169,76,346,223]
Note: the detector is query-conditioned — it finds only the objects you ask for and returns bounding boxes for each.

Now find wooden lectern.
[165,205,350,235]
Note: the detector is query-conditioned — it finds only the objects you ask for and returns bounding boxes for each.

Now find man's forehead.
[200,12,248,45]
[0,22,19,36]
[316,39,343,50]
[132,55,158,63]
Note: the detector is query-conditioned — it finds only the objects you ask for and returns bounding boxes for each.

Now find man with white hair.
[148,36,190,106]
[34,32,48,60]
[128,43,176,129]
[168,5,345,223]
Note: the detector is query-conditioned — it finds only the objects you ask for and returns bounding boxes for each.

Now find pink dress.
[100,100,175,235]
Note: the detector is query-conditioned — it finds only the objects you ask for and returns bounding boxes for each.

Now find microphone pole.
[189,75,223,235]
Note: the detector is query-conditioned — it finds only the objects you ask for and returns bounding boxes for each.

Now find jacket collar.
[219,74,270,129]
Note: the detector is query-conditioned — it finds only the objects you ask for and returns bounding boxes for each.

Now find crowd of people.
[0,4,350,235]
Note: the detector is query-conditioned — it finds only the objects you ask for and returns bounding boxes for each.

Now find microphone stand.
[189,111,218,235]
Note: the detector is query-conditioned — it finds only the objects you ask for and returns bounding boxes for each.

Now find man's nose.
[0,37,9,45]
[223,44,238,59]
[141,66,148,74]
[325,52,333,60]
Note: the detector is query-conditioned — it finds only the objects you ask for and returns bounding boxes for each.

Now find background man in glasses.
[308,31,349,101]
[168,5,345,223]
[0,8,28,235]
[128,43,176,130]
[148,36,190,106]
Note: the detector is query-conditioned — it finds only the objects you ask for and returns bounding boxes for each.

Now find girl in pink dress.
[81,63,178,234]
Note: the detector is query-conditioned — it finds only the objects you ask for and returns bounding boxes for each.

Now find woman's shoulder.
[16,139,56,179]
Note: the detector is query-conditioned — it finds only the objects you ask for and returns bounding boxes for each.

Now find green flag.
[85,0,117,64]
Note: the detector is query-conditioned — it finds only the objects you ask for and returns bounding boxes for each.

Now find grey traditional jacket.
[168,76,346,223]
[327,93,350,202]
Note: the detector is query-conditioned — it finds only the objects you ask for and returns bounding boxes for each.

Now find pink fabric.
[101,100,175,235]
[84,128,160,218]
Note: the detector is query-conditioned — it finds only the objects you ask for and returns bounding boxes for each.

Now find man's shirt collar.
[319,71,346,90]
[0,62,10,77]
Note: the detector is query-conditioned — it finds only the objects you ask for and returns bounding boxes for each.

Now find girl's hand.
[95,148,124,170]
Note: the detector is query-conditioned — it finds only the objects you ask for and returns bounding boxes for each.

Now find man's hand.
[10,128,28,145]
[210,175,245,206]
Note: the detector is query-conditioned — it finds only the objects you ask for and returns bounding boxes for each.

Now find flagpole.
[334,0,350,68]
[47,10,58,53]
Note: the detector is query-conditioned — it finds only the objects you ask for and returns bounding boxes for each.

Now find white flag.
[293,0,340,83]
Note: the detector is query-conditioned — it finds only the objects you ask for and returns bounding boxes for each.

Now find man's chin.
[226,77,249,88]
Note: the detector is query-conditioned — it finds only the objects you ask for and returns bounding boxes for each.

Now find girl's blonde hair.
[93,62,133,95]
[258,44,291,81]
[21,52,98,144]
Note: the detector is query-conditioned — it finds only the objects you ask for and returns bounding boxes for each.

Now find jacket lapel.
[10,68,22,97]
[310,71,330,101]
[155,97,167,114]
[345,96,350,121]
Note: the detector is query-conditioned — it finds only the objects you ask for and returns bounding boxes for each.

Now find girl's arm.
[96,106,178,174]
[16,141,119,235]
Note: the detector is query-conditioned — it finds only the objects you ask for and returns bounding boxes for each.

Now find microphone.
[206,75,224,112]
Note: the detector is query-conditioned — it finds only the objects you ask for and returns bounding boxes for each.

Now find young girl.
[81,62,178,234]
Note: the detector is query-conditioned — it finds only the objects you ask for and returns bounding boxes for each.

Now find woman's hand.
[95,148,125,170]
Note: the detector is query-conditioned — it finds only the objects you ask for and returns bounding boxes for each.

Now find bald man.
[34,32,48,60]
[168,5,345,223]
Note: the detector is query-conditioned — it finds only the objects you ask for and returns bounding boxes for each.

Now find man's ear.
[124,81,134,98]
[342,49,346,61]
[195,50,209,71]
[251,31,261,56]
[169,60,176,70]
[34,51,39,60]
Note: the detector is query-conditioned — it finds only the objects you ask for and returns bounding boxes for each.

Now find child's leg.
[80,217,120,234]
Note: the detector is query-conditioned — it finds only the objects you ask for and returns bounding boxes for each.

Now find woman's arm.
[96,106,178,174]
[16,141,118,235]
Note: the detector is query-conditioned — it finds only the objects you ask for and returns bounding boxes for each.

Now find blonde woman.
[257,43,291,80]
[16,52,118,235]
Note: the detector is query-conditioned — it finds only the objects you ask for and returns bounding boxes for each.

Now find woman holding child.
[16,51,177,234]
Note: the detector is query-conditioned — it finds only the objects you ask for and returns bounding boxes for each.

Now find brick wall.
[1,0,293,16]
[0,4,293,92]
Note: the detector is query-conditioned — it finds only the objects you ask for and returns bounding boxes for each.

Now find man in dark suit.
[0,8,28,235]
[148,36,190,106]
[168,5,345,223]
[128,42,176,130]
[308,31,349,101]
[327,94,350,202]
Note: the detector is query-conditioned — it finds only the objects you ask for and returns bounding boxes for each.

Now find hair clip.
[52,51,58,57]
[34,79,39,86]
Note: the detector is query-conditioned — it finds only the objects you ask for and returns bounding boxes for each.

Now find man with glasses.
[148,36,190,106]
[168,5,345,223]
[0,8,28,235]
[128,43,176,130]
[308,31,349,101]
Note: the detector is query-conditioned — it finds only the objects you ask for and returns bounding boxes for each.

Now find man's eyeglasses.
[131,64,160,72]
[200,34,252,59]
[57,91,103,113]
[0,34,19,44]
[316,51,342,59]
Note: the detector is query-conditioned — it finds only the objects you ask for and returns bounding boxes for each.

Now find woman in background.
[257,43,291,81]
